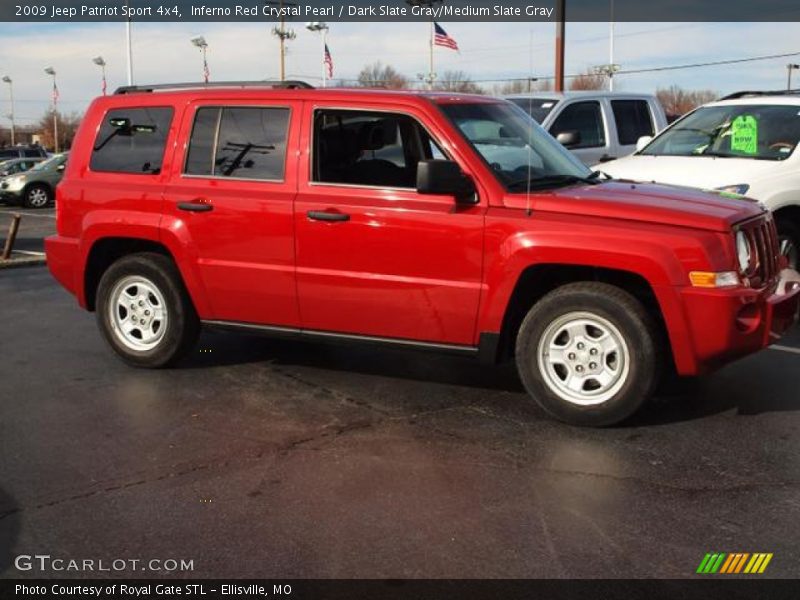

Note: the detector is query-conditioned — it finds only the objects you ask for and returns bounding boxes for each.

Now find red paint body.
[46,88,800,375]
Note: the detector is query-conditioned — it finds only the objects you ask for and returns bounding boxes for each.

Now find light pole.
[2,76,15,146]
[125,0,133,84]
[788,64,800,90]
[191,36,210,83]
[306,22,329,87]
[93,56,107,95]
[267,1,297,81]
[406,0,443,90]
[44,67,59,153]
[608,0,615,91]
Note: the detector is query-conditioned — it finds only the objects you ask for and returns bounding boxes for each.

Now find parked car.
[597,90,800,269]
[0,157,43,177]
[505,91,668,166]
[45,82,799,427]
[0,152,68,208]
[0,144,48,160]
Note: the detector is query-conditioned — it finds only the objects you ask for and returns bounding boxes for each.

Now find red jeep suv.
[45,82,800,426]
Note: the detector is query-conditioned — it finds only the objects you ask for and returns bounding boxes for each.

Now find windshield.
[507,97,559,123]
[642,104,800,160]
[31,153,66,172]
[438,101,592,191]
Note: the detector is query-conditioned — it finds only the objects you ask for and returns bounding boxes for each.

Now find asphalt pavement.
[1,265,800,579]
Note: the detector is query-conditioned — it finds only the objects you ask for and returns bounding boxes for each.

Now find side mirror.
[636,135,653,152]
[417,160,477,204]
[556,131,581,147]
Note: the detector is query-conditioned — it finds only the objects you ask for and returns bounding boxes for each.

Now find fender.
[475,215,723,374]
[78,210,213,317]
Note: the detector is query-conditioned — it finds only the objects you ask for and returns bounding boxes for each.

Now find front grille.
[739,214,780,287]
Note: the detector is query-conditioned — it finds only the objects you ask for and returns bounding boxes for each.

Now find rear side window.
[91,107,174,174]
[611,100,655,145]
[185,106,290,180]
[550,101,606,148]
[23,148,43,158]
[0,149,17,159]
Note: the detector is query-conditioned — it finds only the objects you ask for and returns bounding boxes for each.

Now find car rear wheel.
[515,282,663,427]
[23,184,51,208]
[96,253,199,368]
[776,218,799,271]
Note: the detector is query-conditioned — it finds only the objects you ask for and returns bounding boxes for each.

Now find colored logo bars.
[697,552,773,574]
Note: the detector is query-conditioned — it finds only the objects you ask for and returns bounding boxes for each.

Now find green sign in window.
[730,115,758,155]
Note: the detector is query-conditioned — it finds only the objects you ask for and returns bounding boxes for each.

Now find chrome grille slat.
[740,215,780,287]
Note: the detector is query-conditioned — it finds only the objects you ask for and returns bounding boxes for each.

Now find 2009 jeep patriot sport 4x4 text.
[45,82,800,426]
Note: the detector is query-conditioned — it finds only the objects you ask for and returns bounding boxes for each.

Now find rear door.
[293,103,485,346]
[610,98,657,159]
[162,99,301,326]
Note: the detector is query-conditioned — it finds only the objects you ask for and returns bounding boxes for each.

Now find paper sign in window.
[730,115,758,155]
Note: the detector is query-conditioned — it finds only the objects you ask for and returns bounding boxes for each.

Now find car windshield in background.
[438,101,592,191]
[641,104,800,160]
[507,97,559,123]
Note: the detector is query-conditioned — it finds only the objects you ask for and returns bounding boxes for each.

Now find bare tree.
[434,71,484,94]
[357,62,410,90]
[37,109,82,151]
[493,79,552,95]
[569,70,607,91]
[656,85,717,120]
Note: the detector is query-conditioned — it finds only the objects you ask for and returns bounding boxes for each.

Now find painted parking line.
[770,345,800,355]
[0,210,56,219]
[15,250,45,256]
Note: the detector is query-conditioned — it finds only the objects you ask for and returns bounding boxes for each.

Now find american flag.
[434,22,459,51]
[203,59,210,84]
[101,76,107,96]
[51,82,59,105]
[324,43,333,78]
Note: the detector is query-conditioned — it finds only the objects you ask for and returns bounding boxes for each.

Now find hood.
[597,154,781,191]
[521,181,764,232]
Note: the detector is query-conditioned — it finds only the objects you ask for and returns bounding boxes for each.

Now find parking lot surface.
[0,206,54,255]
[1,266,800,579]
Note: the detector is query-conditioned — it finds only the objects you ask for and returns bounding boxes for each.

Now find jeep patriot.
[45,82,800,426]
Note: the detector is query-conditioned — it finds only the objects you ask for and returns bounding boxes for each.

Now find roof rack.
[114,80,313,94]
[720,89,800,100]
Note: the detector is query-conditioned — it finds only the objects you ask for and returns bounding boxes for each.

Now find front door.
[294,105,485,346]
[162,100,301,326]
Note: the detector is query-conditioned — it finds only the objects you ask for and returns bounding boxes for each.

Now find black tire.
[22,184,52,209]
[776,217,800,271]
[96,252,199,368]
[515,282,663,427]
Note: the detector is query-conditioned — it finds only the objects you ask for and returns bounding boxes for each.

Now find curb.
[0,256,47,270]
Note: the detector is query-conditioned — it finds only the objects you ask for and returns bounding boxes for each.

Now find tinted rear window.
[185,106,290,180]
[611,100,655,146]
[90,107,174,174]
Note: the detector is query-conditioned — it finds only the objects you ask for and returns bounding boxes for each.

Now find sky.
[0,21,798,128]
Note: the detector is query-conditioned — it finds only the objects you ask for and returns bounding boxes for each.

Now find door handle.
[177,200,213,213]
[598,155,616,163]
[307,210,350,222]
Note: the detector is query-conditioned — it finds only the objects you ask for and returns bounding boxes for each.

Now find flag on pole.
[324,43,334,78]
[52,82,59,105]
[101,76,107,96]
[203,59,210,83]
[433,22,459,51]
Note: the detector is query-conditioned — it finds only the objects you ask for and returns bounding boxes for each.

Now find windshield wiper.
[507,173,600,190]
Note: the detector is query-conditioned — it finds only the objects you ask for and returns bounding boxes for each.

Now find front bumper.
[679,269,800,373]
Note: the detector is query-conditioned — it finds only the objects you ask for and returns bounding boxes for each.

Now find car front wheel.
[515,282,663,427]
[96,253,199,368]
[23,184,51,208]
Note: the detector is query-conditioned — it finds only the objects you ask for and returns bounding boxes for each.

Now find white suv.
[597,91,800,268]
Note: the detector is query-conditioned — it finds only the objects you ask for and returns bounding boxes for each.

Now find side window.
[313,109,443,188]
[0,149,17,159]
[549,101,606,149]
[91,107,173,174]
[23,149,42,158]
[611,100,655,146]
[185,106,290,180]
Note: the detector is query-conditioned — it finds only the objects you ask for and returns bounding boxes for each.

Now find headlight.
[716,184,750,196]
[736,230,753,273]
[5,175,23,186]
